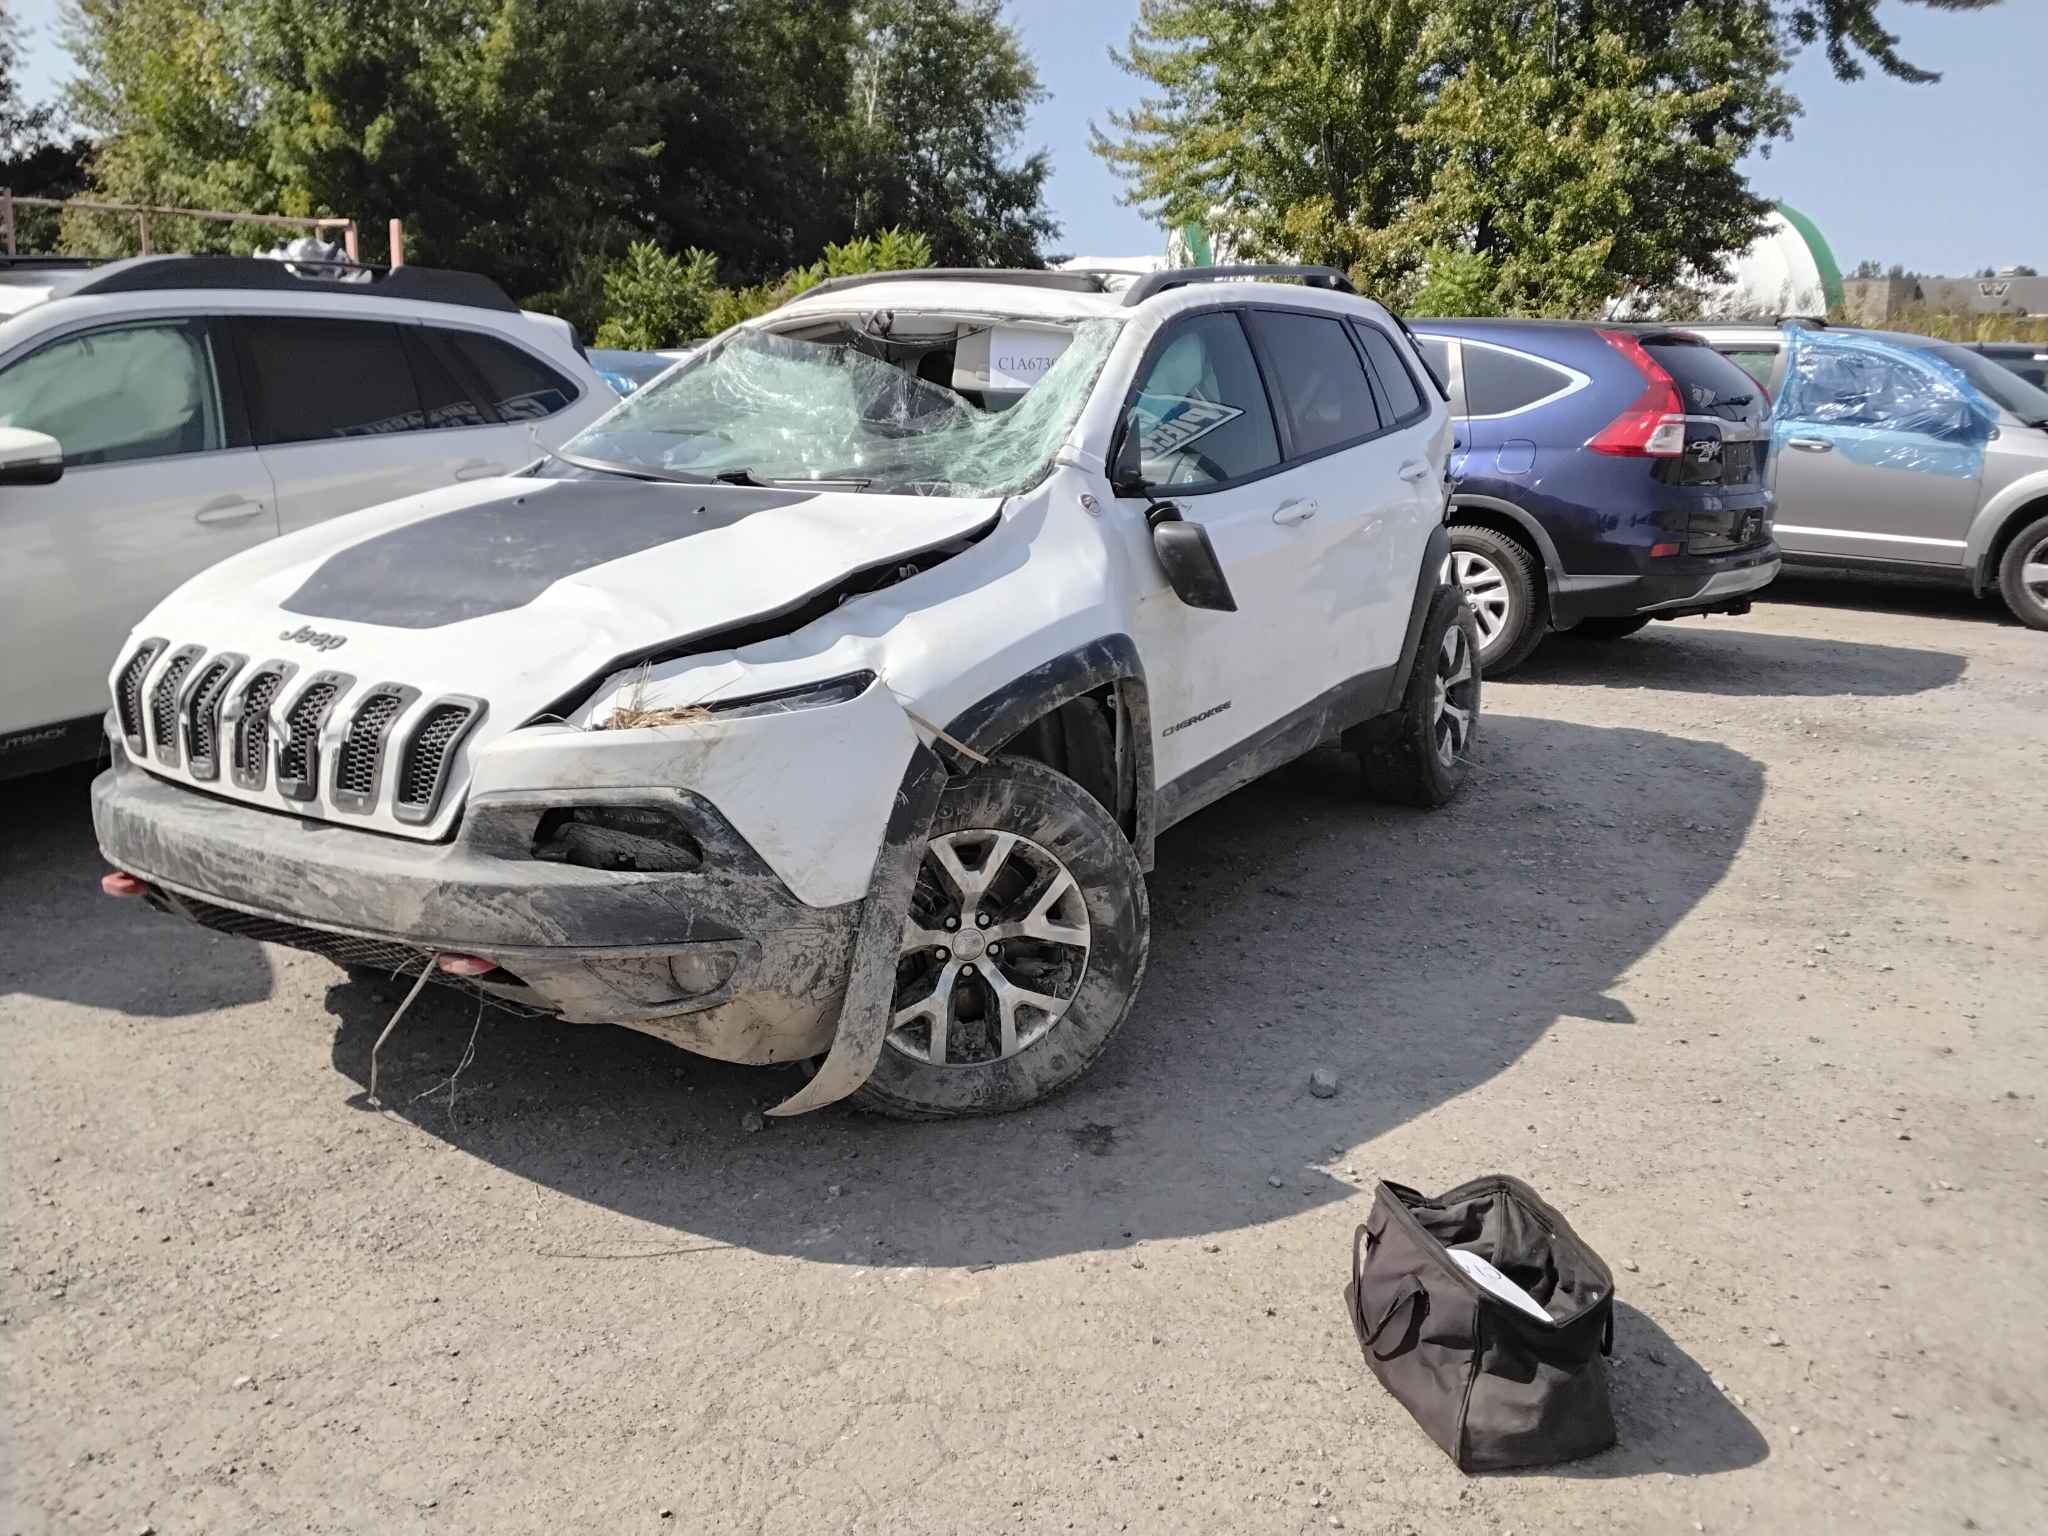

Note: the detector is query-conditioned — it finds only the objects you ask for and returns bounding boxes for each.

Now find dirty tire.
[1567,616,1653,641]
[1995,512,2048,631]
[1349,584,1481,809]
[854,757,1149,1120]
[1450,523,1545,675]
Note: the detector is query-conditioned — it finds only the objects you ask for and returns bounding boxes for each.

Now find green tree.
[2,1,88,246]
[1096,0,2003,314]
[842,0,1058,266]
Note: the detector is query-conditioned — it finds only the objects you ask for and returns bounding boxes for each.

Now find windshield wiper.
[715,467,875,490]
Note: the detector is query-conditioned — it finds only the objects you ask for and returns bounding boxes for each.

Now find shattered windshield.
[557,317,1122,496]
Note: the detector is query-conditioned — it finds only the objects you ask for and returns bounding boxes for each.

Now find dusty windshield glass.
[561,317,1121,495]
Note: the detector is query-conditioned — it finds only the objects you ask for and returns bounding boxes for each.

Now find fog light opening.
[668,947,740,999]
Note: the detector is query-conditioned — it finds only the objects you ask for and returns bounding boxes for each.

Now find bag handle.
[1601,1303,1614,1357]
[1360,1277,1429,1360]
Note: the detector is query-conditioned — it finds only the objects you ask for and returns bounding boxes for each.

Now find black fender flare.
[1445,492,1565,589]
[769,636,1156,1114]
[940,633,1158,871]
[1385,523,1455,712]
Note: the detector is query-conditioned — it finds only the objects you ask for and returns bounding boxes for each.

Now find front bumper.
[92,754,861,1064]
[1552,542,1781,625]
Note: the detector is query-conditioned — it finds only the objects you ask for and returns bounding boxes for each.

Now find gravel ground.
[5,574,2045,1535]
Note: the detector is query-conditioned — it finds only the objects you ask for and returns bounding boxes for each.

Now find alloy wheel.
[888,829,1093,1067]
[1452,550,1511,647]
[1431,622,1478,768]
[2024,534,2048,605]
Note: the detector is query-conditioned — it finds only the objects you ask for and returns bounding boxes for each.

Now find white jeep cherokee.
[92,264,1480,1119]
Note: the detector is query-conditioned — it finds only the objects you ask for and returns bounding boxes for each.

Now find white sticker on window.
[988,328,1072,390]
[1132,392,1244,455]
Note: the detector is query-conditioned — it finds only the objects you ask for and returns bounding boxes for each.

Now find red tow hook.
[434,953,498,977]
[101,870,147,898]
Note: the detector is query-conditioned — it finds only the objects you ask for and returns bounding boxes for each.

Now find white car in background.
[0,256,611,776]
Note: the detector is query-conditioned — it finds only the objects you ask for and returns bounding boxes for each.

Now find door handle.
[1272,497,1319,526]
[1786,437,1834,454]
[193,496,266,526]
[1398,459,1434,482]
[453,459,506,481]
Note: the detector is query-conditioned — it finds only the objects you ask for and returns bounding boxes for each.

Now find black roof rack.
[788,267,1123,304]
[64,255,520,313]
[1119,264,1357,307]
[0,254,102,273]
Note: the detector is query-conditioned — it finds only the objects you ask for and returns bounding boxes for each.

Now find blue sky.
[10,0,2040,275]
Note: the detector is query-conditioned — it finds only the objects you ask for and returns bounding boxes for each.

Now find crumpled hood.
[112,474,998,837]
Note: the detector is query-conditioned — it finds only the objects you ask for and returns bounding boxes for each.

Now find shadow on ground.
[0,761,276,1016]
[290,712,1769,1269]
[1544,1302,1771,1480]
[1761,568,2019,629]
[1515,617,1967,697]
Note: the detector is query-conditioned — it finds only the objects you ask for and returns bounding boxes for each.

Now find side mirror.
[1147,502,1237,612]
[0,427,63,487]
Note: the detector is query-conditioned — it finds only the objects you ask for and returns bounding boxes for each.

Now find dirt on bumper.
[91,754,859,1064]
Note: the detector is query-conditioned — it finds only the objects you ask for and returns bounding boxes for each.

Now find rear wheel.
[855,758,1149,1120]
[1449,524,1545,674]
[1996,513,2048,631]
[1567,616,1652,641]
[1350,584,1481,809]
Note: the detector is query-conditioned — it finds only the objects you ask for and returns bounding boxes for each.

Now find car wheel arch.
[1974,489,2048,596]
[1446,494,1562,593]
[938,636,1157,871]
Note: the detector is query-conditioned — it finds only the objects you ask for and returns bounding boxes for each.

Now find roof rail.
[64,255,520,313]
[1119,264,1357,307]
[1779,315,1828,329]
[0,254,102,272]
[784,267,1121,305]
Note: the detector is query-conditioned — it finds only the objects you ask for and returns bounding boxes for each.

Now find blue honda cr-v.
[1406,319,1781,673]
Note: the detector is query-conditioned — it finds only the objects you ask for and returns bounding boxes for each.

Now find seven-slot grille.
[179,653,244,780]
[113,639,481,822]
[116,638,167,755]
[394,698,484,824]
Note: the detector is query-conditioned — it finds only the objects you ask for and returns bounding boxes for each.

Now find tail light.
[1588,330,1687,458]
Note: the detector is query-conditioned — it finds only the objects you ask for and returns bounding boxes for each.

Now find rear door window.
[1715,347,1782,399]
[443,332,579,420]
[1121,311,1282,489]
[1247,309,1382,456]
[1351,323,1426,424]
[401,329,494,429]
[235,317,425,443]
[1462,345,1574,417]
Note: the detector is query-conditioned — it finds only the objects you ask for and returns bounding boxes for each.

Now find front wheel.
[855,758,1150,1120]
[1996,513,2048,631]
[1349,584,1482,809]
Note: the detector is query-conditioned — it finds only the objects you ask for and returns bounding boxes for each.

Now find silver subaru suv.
[1680,320,2048,629]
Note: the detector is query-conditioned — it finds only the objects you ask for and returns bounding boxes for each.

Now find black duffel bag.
[1346,1175,1617,1472]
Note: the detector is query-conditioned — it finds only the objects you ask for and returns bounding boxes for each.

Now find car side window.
[1351,323,1427,424]
[1120,311,1282,490]
[0,320,225,466]
[1459,344,1572,417]
[1245,310,1382,456]
[1410,336,1453,396]
[444,331,579,420]
[1719,347,1781,398]
[235,317,426,444]
[402,329,494,429]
